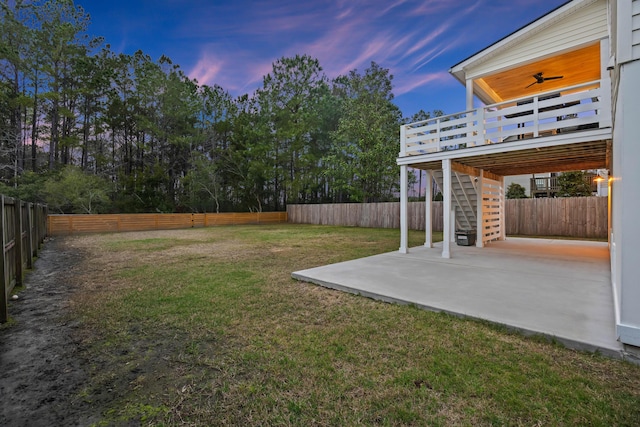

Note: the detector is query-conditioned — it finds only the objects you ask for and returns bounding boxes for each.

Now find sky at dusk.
[79,0,568,118]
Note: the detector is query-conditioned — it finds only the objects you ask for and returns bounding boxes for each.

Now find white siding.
[467,0,608,79]
[613,60,640,346]
[633,0,640,59]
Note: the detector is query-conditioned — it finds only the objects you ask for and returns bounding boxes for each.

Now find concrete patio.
[292,237,623,358]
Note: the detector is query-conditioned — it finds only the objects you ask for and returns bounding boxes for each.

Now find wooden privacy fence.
[287,202,444,231]
[1,196,48,323]
[287,197,608,239]
[505,197,607,238]
[47,212,288,236]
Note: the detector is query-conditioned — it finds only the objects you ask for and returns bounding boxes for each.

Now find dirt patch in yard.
[0,237,98,427]
[0,231,227,426]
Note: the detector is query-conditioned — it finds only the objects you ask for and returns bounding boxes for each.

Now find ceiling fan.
[525,72,564,88]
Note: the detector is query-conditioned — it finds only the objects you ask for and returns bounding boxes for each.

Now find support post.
[466,79,475,143]
[442,159,451,258]
[0,196,6,323]
[450,209,456,243]
[532,96,539,137]
[400,125,407,156]
[465,78,474,110]
[25,203,33,268]
[424,170,433,248]
[476,170,484,248]
[475,107,485,147]
[14,201,23,287]
[399,165,409,254]
[600,38,612,128]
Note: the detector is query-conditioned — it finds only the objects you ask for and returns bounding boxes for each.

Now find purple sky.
[80,0,567,117]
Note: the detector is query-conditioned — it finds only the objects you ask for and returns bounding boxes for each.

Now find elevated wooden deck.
[398,80,612,176]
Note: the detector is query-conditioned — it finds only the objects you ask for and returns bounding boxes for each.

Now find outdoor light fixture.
[607,55,616,70]
[593,170,609,184]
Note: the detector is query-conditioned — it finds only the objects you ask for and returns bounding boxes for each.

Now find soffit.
[477,43,601,102]
[449,0,599,83]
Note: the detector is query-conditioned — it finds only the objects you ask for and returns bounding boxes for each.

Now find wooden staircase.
[433,169,477,231]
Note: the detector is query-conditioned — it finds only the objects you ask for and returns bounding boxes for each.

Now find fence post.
[25,202,33,268]
[36,205,43,249]
[14,200,23,287]
[1,196,7,323]
[44,205,49,242]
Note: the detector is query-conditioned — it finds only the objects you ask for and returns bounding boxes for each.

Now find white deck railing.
[400,80,611,157]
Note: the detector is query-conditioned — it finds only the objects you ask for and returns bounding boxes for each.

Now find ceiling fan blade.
[524,72,563,88]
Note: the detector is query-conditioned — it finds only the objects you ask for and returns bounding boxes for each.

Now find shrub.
[506,183,527,199]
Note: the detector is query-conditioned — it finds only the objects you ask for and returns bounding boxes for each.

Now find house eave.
[448,0,597,85]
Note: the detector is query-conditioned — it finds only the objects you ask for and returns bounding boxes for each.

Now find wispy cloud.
[187,47,273,93]
[378,0,410,16]
[190,56,223,87]
[181,0,564,111]
[85,0,570,116]
[186,0,461,99]
[393,71,452,95]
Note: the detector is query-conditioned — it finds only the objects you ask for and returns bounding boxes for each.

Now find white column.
[400,125,407,156]
[476,170,484,248]
[450,209,456,243]
[399,164,409,254]
[532,96,539,137]
[424,170,433,248]
[442,159,451,258]
[466,78,474,110]
[600,38,613,128]
[466,79,475,143]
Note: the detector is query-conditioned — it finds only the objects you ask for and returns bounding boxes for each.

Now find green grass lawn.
[68,224,640,426]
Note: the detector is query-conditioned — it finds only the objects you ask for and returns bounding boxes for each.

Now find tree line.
[0,0,442,213]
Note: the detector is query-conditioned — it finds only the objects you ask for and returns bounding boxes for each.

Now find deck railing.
[400,80,611,157]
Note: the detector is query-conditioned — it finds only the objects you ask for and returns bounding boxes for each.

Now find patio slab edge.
[291,271,627,362]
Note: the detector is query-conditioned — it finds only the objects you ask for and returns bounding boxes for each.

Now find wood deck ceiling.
[477,43,601,103]
[408,139,609,176]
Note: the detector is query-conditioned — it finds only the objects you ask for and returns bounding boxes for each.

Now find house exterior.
[505,170,607,198]
[396,0,640,349]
